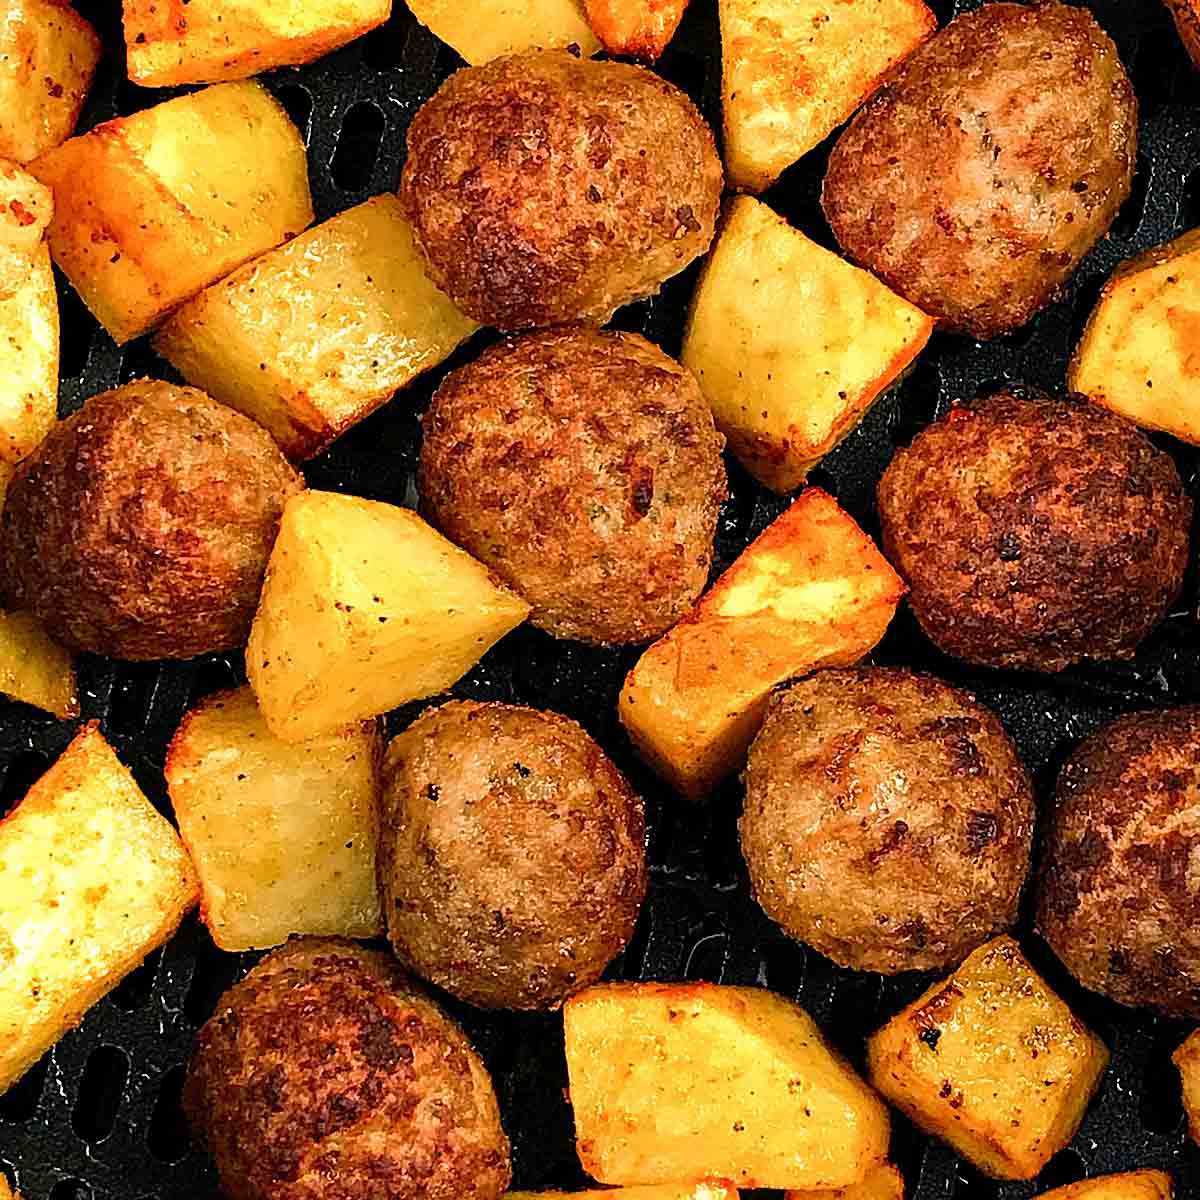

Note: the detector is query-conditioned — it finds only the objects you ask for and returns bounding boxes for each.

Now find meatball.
[184,938,511,1200]
[1037,708,1200,1019]
[739,668,1034,974]
[419,327,726,645]
[822,1,1136,339]
[400,49,722,329]
[878,389,1192,673]
[0,379,303,660]
[378,701,647,1009]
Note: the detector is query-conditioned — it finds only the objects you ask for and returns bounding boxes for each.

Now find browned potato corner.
[1033,1170,1173,1199]
[585,0,688,60]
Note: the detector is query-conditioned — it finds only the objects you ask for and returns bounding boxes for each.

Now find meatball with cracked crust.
[740,669,1034,974]
[878,389,1192,673]
[378,701,647,1010]
[400,49,722,329]
[822,1,1136,339]
[419,326,726,646]
[0,379,303,660]
[1037,708,1200,1019]
[184,937,511,1200]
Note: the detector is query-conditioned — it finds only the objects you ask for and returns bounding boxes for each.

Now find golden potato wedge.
[867,936,1109,1181]
[30,80,313,345]
[1033,1171,1172,1200]
[0,160,52,267]
[405,0,600,64]
[1174,1027,1200,1145]
[564,981,888,1190]
[1069,227,1200,447]
[0,611,76,718]
[720,0,934,193]
[1163,0,1200,66]
[0,0,100,164]
[619,487,904,798]
[125,0,391,87]
[683,197,932,493]
[156,195,479,460]
[508,1184,737,1200]
[786,1163,904,1200]
[0,723,199,1093]
[247,490,531,743]
[0,1175,18,1200]
[584,0,688,59]
[165,686,383,952]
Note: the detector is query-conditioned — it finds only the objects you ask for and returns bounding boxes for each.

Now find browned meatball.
[184,938,511,1200]
[419,327,726,646]
[0,379,303,660]
[378,701,647,1010]
[822,2,1136,339]
[400,49,722,329]
[1037,708,1200,1019]
[878,389,1192,672]
[739,669,1035,974]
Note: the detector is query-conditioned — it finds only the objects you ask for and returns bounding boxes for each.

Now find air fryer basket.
[1,1,1198,1197]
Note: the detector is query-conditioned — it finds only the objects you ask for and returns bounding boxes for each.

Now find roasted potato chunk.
[0,0,100,164]
[565,981,888,1190]
[0,723,199,1093]
[156,196,479,461]
[508,1185,737,1200]
[30,81,313,344]
[683,196,932,493]
[1033,1171,1172,1200]
[0,611,76,718]
[1176,1028,1200,1146]
[785,1163,904,1200]
[867,936,1109,1180]
[619,487,904,798]
[124,0,391,86]
[584,0,688,60]
[1163,0,1200,66]
[247,491,531,743]
[405,0,600,64]
[166,687,383,952]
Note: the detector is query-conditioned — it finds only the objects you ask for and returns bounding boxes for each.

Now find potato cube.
[583,0,688,60]
[867,936,1109,1180]
[405,0,600,64]
[683,197,932,494]
[1174,1027,1200,1145]
[507,1184,737,1200]
[247,490,531,743]
[30,80,313,344]
[785,1163,904,1200]
[1033,1171,1172,1200]
[1163,0,1200,67]
[1069,228,1200,448]
[619,486,903,798]
[165,687,383,951]
[155,196,479,460]
[125,0,391,87]
[0,723,199,1092]
[0,1176,19,1200]
[0,611,76,718]
[564,981,888,1190]
[0,160,52,267]
[720,0,934,193]
[0,0,100,164]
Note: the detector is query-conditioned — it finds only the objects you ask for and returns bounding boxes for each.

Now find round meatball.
[822,2,1136,339]
[878,389,1192,673]
[1037,709,1200,1019]
[0,379,303,660]
[419,327,726,645]
[400,49,722,329]
[739,669,1035,974]
[184,938,511,1200]
[378,701,647,1009]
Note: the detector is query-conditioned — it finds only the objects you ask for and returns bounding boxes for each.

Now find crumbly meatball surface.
[822,1,1136,339]
[400,49,722,329]
[877,389,1192,672]
[1037,708,1200,1019]
[184,938,511,1200]
[740,668,1035,974]
[379,701,647,1010]
[419,326,726,646]
[0,378,303,660]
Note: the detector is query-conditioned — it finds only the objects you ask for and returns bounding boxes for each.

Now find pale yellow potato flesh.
[786,1162,904,1200]
[868,937,1109,1181]
[0,240,56,466]
[405,0,600,63]
[166,686,383,951]
[247,490,531,743]
[0,723,199,1093]
[564,981,889,1191]
[507,1183,738,1200]
[0,611,77,718]
[684,196,932,494]
[156,195,479,460]
[1174,1027,1200,1147]
[1033,1170,1172,1200]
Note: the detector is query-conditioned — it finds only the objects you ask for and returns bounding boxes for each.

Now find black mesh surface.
[2,1,1200,1197]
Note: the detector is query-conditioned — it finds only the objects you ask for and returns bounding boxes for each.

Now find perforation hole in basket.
[147,1065,191,1164]
[1132,26,1190,116]
[273,83,314,144]
[330,103,386,192]
[0,749,50,818]
[108,948,162,1012]
[361,10,415,72]
[758,936,807,999]
[56,272,96,383]
[1109,151,1153,245]
[0,1054,49,1124]
[71,1045,130,1144]
[1139,1029,1187,1134]
[683,922,729,982]
[49,1180,92,1200]
[183,947,254,1027]
[1035,1146,1089,1192]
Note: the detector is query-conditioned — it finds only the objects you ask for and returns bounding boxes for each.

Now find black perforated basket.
[1,1,1199,1197]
